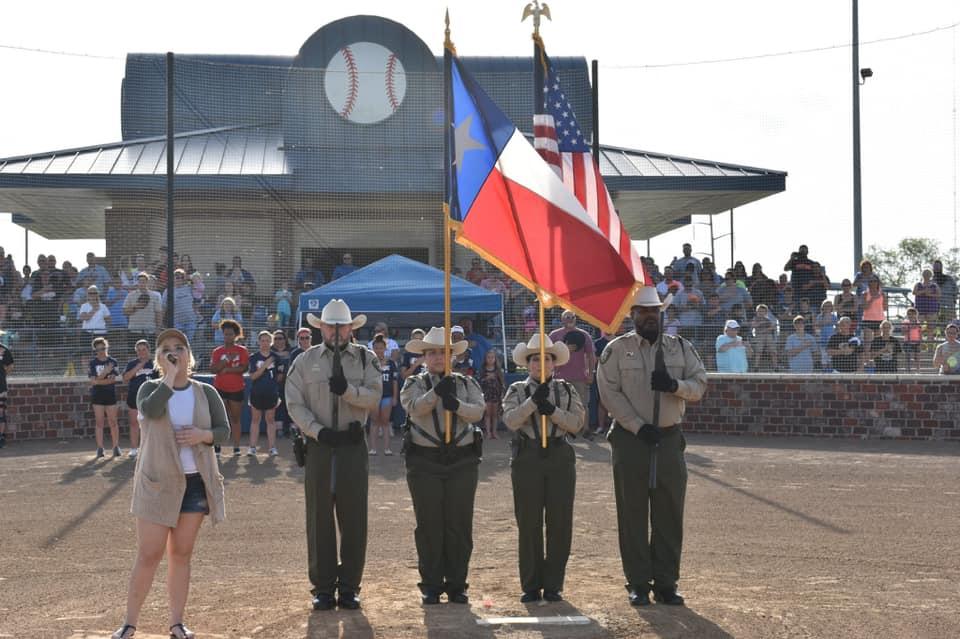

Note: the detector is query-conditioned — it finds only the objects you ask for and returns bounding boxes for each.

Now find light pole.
[852,0,862,274]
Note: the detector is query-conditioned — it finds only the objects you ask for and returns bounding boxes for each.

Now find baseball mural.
[324,41,406,124]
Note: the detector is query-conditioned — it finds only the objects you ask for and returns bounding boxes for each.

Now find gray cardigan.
[131,379,229,526]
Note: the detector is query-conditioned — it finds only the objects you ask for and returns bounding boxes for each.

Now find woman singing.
[112,328,229,639]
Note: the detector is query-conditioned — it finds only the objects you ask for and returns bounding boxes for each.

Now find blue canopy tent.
[297,254,506,361]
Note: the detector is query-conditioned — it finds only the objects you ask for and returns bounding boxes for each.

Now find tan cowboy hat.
[631,286,663,308]
[404,326,468,355]
[512,334,570,368]
[306,299,366,329]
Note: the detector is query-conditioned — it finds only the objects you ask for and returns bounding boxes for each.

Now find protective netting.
[0,38,958,382]
[0,53,594,377]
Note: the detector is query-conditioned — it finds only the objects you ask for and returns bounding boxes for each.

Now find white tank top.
[168,385,198,474]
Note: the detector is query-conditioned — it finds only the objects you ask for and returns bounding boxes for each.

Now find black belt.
[515,436,569,450]
[614,423,681,438]
[405,441,477,463]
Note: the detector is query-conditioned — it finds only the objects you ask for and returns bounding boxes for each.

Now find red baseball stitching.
[385,53,400,111]
[340,46,359,118]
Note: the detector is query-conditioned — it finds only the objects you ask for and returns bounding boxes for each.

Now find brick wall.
[684,374,960,440]
[6,378,133,442]
[5,374,959,442]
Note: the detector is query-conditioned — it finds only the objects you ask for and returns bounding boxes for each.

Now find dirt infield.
[1,434,958,638]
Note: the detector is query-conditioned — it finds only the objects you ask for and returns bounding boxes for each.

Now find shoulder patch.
[600,348,612,364]
[371,358,382,372]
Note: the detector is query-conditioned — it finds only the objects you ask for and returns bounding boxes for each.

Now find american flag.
[533,47,646,284]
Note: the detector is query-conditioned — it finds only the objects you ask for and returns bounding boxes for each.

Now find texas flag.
[445,50,639,332]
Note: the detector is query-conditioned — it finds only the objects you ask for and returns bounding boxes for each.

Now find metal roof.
[0,125,287,177]
[0,124,785,240]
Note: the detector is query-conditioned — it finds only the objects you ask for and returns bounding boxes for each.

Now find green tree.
[863,238,960,288]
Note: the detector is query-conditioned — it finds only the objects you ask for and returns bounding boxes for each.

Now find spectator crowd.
[0,242,959,380]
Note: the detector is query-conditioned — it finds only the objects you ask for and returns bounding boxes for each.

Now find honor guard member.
[284,299,382,611]
[597,286,707,607]
[502,334,585,604]
[400,326,485,605]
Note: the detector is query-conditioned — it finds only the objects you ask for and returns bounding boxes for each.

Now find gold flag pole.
[539,294,548,449]
[443,210,452,445]
[443,9,455,445]
[525,1,552,450]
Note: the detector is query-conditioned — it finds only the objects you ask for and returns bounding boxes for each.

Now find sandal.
[111,625,136,639]
[169,623,196,639]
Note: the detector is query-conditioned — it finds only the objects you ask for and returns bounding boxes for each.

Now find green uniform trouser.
[510,438,576,593]
[304,437,368,596]
[405,447,479,595]
[609,424,687,592]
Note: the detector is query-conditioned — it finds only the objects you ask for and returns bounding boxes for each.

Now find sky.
[1,0,958,282]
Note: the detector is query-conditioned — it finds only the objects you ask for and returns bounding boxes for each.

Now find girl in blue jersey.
[89,336,121,458]
[369,335,398,456]
[248,331,280,457]
[270,329,292,437]
[122,340,159,458]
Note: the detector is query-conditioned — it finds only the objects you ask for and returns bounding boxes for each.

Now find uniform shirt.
[501,377,585,440]
[271,348,290,387]
[288,346,308,369]
[400,371,484,448]
[380,359,399,398]
[248,351,279,396]
[124,358,159,400]
[212,344,249,393]
[284,342,381,439]
[0,344,13,394]
[89,356,120,398]
[597,332,707,434]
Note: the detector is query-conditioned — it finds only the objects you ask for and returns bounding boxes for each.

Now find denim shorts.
[181,473,209,514]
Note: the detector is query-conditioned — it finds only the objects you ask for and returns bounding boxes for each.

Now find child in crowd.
[191,272,205,305]
[270,329,292,437]
[211,319,249,456]
[88,336,121,458]
[900,307,923,372]
[121,339,158,458]
[248,330,280,457]
[370,335,398,456]
[478,349,505,440]
[814,299,838,370]
[750,303,779,371]
[275,281,293,327]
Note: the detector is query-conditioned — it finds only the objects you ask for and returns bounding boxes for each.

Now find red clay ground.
[1,434,958,638]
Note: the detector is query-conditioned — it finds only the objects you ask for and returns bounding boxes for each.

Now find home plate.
[477,615,591,626]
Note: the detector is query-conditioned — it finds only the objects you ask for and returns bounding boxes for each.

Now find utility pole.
[852,0,863,273]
